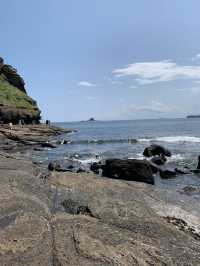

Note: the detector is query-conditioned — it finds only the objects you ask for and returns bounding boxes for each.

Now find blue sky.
[1,0,200,121]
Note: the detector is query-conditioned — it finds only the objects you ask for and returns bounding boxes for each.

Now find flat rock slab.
[49,171,200,265]
[52,213,200,266]
[0,152,200,265]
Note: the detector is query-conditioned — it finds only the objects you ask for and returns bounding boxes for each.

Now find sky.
[1,0,200,121]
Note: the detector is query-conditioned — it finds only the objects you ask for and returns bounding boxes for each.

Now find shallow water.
[31,118,200,197]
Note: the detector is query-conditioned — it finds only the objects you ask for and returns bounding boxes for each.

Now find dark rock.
[175,168,190,175]
[101,159,154,185]
[191,169,200,174]
[143,144,171,158]
[56,139,70,145]
[48,161,73,172]
[76,168,86,173]
[148,161,160,174]
[63,139,70,144]
[197,155,200,169]
[151,156,166,165]
[33,147,43,151]
[183,186,198,194]
[90,162,102,174]
[62,199,94,217]
[160,169,177,179]
[48,162,58,171]
[41,142,57,148]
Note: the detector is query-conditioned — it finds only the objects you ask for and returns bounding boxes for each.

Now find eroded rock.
[143,144,171,158]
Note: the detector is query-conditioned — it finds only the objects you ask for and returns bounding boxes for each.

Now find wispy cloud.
[191,53,200,61]
[113,60,200,85]
[78,81,96,87]
[129,101,182,114]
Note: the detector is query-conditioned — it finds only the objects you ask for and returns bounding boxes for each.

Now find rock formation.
[0,57,41,123]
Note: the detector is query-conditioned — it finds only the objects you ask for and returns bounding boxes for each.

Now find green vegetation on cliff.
[0,74,37,111]
[0,73,41,123]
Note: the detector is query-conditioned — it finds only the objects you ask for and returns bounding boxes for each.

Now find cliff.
[0,67,41,124]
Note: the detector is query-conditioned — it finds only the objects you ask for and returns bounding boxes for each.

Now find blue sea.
[33,118,200,194]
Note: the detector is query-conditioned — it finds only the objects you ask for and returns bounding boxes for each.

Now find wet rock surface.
[143,144,172,158]
[91,159,155,185]
[0,129,200,265]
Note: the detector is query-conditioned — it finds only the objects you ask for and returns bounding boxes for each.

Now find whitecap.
[76,158,100,165]
[155,136,200,143]
[138,136,200,143]
[168,154,185,162]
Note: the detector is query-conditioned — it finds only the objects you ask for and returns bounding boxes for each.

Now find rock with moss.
[0,71,41,124]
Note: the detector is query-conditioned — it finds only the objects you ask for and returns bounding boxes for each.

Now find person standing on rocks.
[0,57,4,71]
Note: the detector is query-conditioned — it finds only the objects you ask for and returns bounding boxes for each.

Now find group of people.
[7,119,50,130]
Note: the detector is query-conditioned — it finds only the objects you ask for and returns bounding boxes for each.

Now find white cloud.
[191,53,200,62]
[78,81,96,87]
[113,60,200,85]
[129,101,182,114]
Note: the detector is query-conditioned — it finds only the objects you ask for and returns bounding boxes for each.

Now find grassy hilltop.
[0,73,41,123]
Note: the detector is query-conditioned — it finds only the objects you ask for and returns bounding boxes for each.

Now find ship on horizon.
[187,115,200,118]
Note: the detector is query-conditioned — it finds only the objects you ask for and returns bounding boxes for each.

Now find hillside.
[0,72,41,123]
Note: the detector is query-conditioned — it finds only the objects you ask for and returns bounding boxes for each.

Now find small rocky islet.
[0,59,200,265]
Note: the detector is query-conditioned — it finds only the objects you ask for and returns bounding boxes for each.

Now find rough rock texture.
[91,159,155,185]
[0,127,200,265]
[0,71,41,123]
[0,124,72,152]
[143,144,171,158]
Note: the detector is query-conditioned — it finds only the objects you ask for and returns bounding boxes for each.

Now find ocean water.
[33,118,200,194]
[51,118,200,166]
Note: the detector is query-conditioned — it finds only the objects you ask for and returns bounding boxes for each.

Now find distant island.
[187,115,200,118]
[88,117,95,121]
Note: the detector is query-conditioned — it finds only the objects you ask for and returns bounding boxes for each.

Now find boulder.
[90,162,102,174]
[143,144,171,158]
[101,159,154,185]
[48,162,71,172]
[159,169,177,179]
[197,155,200,169]
[175,167,190,175]
[183,186,198,194]
[151,155,166,165]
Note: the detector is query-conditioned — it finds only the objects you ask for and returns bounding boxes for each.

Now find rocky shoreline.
[0,125,200,265]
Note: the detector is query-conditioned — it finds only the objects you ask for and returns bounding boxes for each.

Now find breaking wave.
[138,136,200,143]
[66,138,138,145]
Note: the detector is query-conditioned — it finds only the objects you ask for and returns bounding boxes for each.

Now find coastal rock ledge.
[0,151,200,265]
[0,57,41,123]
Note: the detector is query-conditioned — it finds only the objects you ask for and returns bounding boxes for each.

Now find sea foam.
[139,136,200,143]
